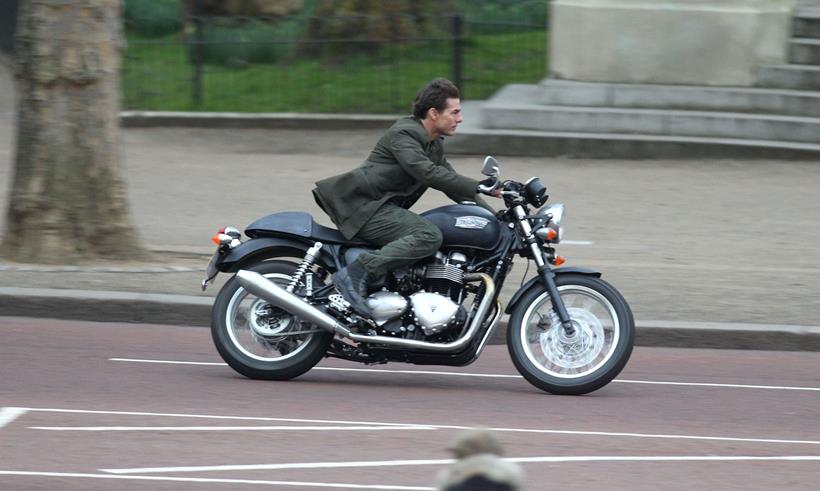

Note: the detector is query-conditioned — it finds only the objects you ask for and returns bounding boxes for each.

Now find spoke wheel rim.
[225,272,313,362]
[520,285,619,379]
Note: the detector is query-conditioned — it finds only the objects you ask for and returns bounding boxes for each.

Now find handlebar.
[477,178,502,196]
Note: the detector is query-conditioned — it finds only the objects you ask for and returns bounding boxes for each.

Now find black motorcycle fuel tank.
[420,203,501,250]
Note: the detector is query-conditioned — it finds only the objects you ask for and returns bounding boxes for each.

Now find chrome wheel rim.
[520,285,619,379]
[225,272,314,362]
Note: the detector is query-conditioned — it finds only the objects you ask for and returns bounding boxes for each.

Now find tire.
[507,274,634,395]
[211,260,333,380]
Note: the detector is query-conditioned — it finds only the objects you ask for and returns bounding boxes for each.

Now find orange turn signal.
[212,227,229,245]
[554,255,566,266]
[545,228,558,241]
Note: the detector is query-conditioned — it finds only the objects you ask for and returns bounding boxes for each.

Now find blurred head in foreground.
[436,428,524,491]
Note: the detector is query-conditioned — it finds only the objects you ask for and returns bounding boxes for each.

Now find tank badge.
[455,216,490,229]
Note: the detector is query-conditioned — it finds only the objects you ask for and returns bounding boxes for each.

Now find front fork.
[515,206,575,336]
[539,266,575,336]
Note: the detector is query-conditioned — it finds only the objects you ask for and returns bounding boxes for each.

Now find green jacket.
[313,116,487,239]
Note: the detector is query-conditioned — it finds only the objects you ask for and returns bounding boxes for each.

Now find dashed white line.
[30,425,435,432]
[102,458,454,475]
[109,358,225,366]
[512,455,820,463]
[472,427,820,446]
[18,407,432,428]
[14,407,820,446]
[612,379,820,391]
[100,455,820,475]
[559,240,594,245]
[109,358,820,392]
[0,471,433,490]
[0,407,27,430]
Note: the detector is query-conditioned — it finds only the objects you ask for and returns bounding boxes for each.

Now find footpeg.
[328,293,352,314]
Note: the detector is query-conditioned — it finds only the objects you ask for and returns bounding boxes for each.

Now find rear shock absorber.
[287,242,323,293]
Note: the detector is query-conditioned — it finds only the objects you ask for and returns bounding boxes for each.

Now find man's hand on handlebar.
[477,178,502,198]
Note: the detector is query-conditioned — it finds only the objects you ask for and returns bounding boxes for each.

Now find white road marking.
[30,425,435,432]
[612,379,820,391]
[101,455,820,475]
[560,240,594,245]
[18,407,432,428]
[512,456,820,463]
[471,427,820,446]
[102,459,454,474]
[110,358,225,366]
[0,407,27,430]
[0,471,433,490]
[15,407,820,446]
[109,358,820,392]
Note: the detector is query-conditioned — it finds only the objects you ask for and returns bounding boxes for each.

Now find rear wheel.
[507,274,634,395]
[211,260,332,380]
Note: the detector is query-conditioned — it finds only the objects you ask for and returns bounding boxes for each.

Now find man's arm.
[440,158,497,213]
[389,130,479,198]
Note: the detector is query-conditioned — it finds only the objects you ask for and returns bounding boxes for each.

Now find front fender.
[504,266,602,315]
[216,237,336,272]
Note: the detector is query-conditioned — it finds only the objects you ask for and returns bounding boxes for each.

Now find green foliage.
[120,0,549,111]
[124,0,183,37]
[195,18,306,66]
[122,29,547,113]
[457,0,549,34]
[300,0,459,60]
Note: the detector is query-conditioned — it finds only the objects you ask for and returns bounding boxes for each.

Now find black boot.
[331,260,372,317]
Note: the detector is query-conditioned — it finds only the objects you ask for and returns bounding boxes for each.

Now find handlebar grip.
[477,178,500,195]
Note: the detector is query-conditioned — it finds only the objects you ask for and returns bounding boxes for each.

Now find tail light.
[211,226,242,248]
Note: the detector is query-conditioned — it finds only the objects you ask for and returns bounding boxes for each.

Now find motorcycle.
[203,157,634,395]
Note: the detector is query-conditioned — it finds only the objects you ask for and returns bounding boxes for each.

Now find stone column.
[550,0,797,86]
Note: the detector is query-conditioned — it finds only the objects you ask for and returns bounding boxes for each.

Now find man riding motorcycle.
[313,78,501,316]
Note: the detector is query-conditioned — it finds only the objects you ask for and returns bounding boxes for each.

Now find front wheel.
[507,274,634,395]
[211,260,333,380]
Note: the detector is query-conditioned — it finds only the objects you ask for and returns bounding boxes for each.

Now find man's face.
[431,97,463,137]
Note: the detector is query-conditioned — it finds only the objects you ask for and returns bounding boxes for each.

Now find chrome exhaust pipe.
[235,270,342,333]
[235,270,495,353]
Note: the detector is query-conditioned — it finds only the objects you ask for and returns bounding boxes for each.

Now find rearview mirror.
[481,156,500,178]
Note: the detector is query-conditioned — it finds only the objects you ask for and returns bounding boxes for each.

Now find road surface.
[1,317,818,490]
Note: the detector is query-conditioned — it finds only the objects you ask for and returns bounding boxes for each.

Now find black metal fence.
[0,0,19,55]
[123,4,549,113]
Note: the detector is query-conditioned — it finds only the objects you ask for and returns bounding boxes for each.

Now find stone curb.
[120,111,398,131]
[118,109,820,159]
[2,287,819,352]
[0,287,211,328]
[445,128,820,159]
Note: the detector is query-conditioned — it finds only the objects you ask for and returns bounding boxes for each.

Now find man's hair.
[412,78,460,119]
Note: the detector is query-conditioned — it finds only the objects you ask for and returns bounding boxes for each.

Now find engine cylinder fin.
[425,264,464,284]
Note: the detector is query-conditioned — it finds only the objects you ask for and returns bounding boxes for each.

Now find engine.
[365,251,469,338]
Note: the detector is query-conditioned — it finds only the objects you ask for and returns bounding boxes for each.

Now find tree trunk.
[3,0,144,263]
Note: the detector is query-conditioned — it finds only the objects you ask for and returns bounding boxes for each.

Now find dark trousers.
[354,202,442,278]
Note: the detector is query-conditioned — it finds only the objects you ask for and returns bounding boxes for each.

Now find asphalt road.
[1,317,818,490]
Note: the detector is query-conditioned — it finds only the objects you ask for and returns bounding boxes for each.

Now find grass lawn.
[122,29,548,113]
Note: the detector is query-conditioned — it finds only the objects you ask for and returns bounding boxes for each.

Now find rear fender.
[216,237,337,272]
[504,266,602,315]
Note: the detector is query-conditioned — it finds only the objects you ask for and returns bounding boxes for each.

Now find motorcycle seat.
[245,211,369,246]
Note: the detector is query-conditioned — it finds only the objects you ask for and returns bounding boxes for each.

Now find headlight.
[535,203,565,243]
[524,177,548,207]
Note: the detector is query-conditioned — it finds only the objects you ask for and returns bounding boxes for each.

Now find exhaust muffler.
[236,270,342,333]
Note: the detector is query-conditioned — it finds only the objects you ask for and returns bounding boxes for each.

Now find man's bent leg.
[332,204,441,317]
[354,203,443,279]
